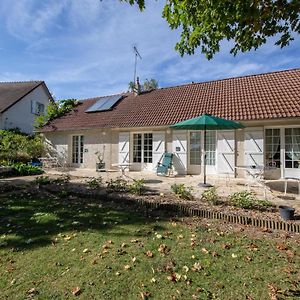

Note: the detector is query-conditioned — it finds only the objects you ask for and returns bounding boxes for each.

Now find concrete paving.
[45,168,300,212]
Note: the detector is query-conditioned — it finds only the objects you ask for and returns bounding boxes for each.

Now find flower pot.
[96,162,105,171]
[279,205,295,221]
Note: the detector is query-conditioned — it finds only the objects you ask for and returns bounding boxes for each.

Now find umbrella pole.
[203,128,206,185]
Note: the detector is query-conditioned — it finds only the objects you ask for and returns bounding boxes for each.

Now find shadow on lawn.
[0,182,166,251]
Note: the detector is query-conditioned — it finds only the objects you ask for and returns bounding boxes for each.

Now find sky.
[0,0,299,100]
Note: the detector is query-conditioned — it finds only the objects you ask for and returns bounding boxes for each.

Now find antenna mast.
[133,45,142,84]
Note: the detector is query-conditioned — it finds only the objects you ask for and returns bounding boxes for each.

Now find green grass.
[0,192,300,299]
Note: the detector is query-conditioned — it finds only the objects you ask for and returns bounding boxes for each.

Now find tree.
[122,0,300,59]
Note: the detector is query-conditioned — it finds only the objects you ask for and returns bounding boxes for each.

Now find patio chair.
[156,152,173,176]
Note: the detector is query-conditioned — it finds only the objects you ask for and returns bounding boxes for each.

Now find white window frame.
[131,132,153,164]
[72,135,84,164]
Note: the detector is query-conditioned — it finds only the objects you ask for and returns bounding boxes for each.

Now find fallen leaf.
[248,243,259,251]
[267,283,279,300]
[245,256,252,262]
[27,288,38,296]
[158,244,170,255]
[132,257,137,263]
[231,253,238,258]
[121,243,127,248]
[182,266,189,273]
[201,248,209,254]
[140,291,151,299]
[191,262,202,272]
[221,243,231,250]
[115,271,121,276]
[276,243,288,251]
[83,248,89,253]
[150,277,156,283]
[72,287,82,296]
[124,265,131,270]
[145,251,154,258]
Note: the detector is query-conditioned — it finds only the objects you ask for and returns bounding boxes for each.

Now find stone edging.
[40,185,300,233]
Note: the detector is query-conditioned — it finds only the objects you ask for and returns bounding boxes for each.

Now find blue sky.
[0,0,299,100]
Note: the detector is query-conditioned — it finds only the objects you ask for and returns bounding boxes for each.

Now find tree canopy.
[122,0,300,59]
[128,78,158,92]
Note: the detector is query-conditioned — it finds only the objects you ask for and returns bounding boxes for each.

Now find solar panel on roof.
[85,95,123,112]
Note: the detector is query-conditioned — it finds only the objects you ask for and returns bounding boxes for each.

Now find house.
[0,81,53,134]
[40,68,300,179]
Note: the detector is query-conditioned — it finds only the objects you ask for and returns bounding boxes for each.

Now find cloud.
[0,0,299,99]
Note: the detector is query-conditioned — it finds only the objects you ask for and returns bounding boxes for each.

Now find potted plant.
[279,205,295,221]
[95,149,105,172]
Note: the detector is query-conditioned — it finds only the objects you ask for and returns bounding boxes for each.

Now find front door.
[132,133,153,171]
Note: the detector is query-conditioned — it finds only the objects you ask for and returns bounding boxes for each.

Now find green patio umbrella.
[170,114,244,186]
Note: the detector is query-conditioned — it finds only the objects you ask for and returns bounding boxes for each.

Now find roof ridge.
[0,80,44,84]
[157,67,300,91]
[79,92,128,102]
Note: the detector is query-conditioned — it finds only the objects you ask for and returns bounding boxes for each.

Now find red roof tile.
[41,68,300,132]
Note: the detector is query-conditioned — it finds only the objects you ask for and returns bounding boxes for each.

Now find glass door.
[72,135,84,164]
[132,133,153,171]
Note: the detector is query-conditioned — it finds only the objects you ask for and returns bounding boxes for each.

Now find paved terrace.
[44,168,300,213]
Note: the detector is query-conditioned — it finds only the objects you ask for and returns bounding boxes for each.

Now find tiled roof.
[0,81,44,113]
[41,68,300,132]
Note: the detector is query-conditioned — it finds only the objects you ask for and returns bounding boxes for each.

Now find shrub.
[87,177,103,189]
[229,191,274,210]
[106,177,128,193]
[13,163,43,176]
[171,183,194,200]
[34,176,52,185]
[129,179,145,195]
[201,187,220,205]
[53,174,71,185]
[0,129,46,163]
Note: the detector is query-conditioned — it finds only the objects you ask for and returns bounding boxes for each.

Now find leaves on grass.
[145,251,154,258]
[276,243,288,251]
[221,243,231,250]
[158,244,170,255]
[72,287,82,296]
[267,283,279,300]
[140,291,151,299]
[124,264,131,270]
[167,272,181,282]
[201,248,209,254]
[27,288,39,297]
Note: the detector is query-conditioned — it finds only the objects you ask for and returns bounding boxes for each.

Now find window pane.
[265,129,281,168]
[190,132,201,165]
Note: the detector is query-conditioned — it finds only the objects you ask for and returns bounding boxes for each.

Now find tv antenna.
[133,45,142,84]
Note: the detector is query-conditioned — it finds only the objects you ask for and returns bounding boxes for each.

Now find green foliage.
[106,177,129,193]
[124,0,300,59]
[34,176,52,185]
[9,163,44,177]
[128,78,159,92]
[53,174,71,185]
[228,191,273,210]
[129,178,145,195]
[0,130,46,163]
[87,177,103,189]
[171,183,193,200]
[201,187,220,205]
[35,99,79,128]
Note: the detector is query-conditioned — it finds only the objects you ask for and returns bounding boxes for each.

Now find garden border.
[40,185,300,233]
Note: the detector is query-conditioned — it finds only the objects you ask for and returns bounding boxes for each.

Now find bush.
[201,187,220,205]
[228,191,273,210]
[86,177,103,189]
[34,176,52,185]
[0,129,46,163]
[53,174,71,185]
[106,177,128,193]
[129,179,145,195]
[10,163,43,176]
[171,183,194,200]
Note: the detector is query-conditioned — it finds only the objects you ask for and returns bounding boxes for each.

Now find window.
[190,132,201,165]
[285,128,300,169]
[133,133,153,163]
[31,101,45,115]
[72,135,84,164]
[133,134,142,163]
[265,129,281,168]
[143,133,153,163]
[205,131,216,165]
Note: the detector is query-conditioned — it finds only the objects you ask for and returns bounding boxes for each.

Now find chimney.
[134,76,141,95]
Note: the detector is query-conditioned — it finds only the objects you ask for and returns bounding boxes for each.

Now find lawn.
[1,189,300,299]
